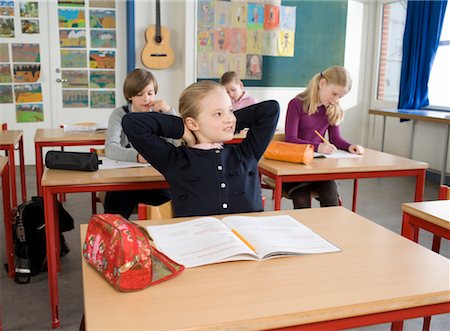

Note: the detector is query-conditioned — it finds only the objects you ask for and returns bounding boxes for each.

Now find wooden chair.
[138,200,173,220]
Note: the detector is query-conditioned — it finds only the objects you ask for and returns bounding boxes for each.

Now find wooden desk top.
[0,157,7,172]
[258,148,428,176]
[41,166,165,187]
[369,108,450,125]
[80,207,450,330]
[34,128,105,143]
[0,130,23,145]
[402,200,450,230]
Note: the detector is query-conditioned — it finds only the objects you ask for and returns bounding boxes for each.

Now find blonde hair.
[296,66,352,125]
[179,80,224,120]
[219,71,240,85]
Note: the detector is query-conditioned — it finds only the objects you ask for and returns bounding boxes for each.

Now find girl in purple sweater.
[284,66,364,209]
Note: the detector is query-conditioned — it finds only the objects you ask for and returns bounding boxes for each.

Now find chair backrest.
[438,185,450,200]
[138,200,173,220]
[1,123,7,131]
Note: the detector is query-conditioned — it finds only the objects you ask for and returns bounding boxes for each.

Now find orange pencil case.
[263,141,314,164]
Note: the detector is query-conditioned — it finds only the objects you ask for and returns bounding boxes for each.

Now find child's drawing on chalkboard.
[263,30,278,56]
[247,29,263,54]
[197,52,213,79]
[197,0,214,27]
[280,6,296,31]
[231,1,247,28]
[247,3,263,29]
[213,28,230,52]
[229,54,246,79]
[214,1,230,27]
[246,54,262,80]
[213,52,229,78]
[230,28,246,53]
[278,31,294,57]
[264,4,280,30]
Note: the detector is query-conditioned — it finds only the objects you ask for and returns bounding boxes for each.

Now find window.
[428,8,450,109]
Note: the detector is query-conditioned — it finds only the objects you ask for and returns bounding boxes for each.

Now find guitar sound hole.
[154,36,162,44]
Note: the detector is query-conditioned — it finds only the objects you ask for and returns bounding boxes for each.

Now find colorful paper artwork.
[229,54,246,79]
[0,64,12,83]
[90,70,115,88]
[59,29,86,48]
[0,1,14,16]
[89,0,115,8]
[62,90,88,107]
[0,85,13,103]
[280,6,296,31]
[264,4,280,30]
[197,0,214,27]
[0,43,9,61]
[213,28,230,52]
[263,30,278,56]
[197,27,213,53]
[89,50,115,69]
[62,70,88,88]
[230,1,247,28]
[0,18,14,37]
[197,52,213,79]
[247,3,263,29]
[58,8,86,28]
[14,83,42,103]
[12,43,40,62]
[13,64,41,83]
[90,10,115,28]
[60,49,87,67]
[58,0,85,7]
[214,1,230,27]
[90,30,116,48]
[20,2,39,18]
[213,52,229,78]
[229,28,247,53]
[246,54,262,80]
[278,30,294,57]
[21,19,40,34]
[90,90,115,108]
[247,29,263,54]
[16,103,44,122]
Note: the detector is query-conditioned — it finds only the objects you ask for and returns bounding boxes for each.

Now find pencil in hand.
[314,130,331,146]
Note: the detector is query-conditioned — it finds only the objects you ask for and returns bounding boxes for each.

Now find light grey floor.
[0,166,448,331]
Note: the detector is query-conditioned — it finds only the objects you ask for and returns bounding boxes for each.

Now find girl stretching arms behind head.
[123,81,279,217]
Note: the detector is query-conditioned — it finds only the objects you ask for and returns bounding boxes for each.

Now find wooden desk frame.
[43,179,168,328]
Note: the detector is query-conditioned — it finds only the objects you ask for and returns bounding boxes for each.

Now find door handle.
[56,78,68,83]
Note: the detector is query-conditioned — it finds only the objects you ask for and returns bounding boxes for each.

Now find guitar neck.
[155,0,161,38]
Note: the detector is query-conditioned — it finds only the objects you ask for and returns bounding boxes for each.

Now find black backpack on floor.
[11,196,74,284]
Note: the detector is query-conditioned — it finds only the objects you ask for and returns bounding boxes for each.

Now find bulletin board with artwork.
[196,0,347,88]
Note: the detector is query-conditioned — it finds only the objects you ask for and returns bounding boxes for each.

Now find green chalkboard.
[243,0,347,87]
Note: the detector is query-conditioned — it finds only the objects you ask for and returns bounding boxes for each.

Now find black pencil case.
[45,151,102,172]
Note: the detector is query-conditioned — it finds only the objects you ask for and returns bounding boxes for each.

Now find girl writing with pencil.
[123,81,279,217]
[284,66,364,209]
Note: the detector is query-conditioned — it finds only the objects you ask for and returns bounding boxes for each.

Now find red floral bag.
[83,214,184,291]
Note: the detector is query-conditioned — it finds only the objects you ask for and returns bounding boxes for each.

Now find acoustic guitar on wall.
[141,0,175,69]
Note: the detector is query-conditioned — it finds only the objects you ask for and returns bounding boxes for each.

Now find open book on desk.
[314,150,362,159]
[145,215,341,268]
[98,156,151,169]
[63,122,108,133]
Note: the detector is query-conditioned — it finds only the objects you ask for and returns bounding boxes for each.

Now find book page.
[63,123,107,132]
[221,215,341,259]
[98,156,151,170]
[314,150,362,159]
[146,217,257,268]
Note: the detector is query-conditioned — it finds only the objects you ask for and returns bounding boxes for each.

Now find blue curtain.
[398,0,447,109]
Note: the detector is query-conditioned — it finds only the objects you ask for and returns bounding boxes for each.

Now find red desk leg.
[6,145,17,208]
[35,143,43,196]
[43,187,60,328]
[1,162,13,278]
[352,179,358,212]
[414,169,426,202]
[18,136,26,202]
[274,177,282,211]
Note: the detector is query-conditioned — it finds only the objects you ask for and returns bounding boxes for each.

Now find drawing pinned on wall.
[213,52,229,78]
[13,64,41,83]
[280,6,296,31]
[0,18,14,37]
[0,1,14,16]
[58,8,86,28]
[20,2,38,18]
[214,1,230,27]
[213,28,230,52]
[90,70,115,88]
[16,103,44,122]
[0,43,9,61]
[90,90,115,108]
[197,52,213,79]
[62,90,88,107]
[60,49,87,67]
[247,3,263,29]
[247,29,263,54]
[62,70,88,88]
[229,53,246,79]
[14,83,42,103]
[278,30,294,57]
[264,4,279,30]
[0,85,13,103]
[263,30,278,56]
[231,1,247,28]
[198,0,214,27]
[246,54,262,80]
[90,9,115,28]
[59,29,86,48]
[89,0,115,8]
[230,28,246,53]
[90,30,116,48]
[12,43,40,62]
[21,19,40,34]
[58,0,85,7]
[89,50,115,69]
[197,27,214,52]
[0,64,12,83]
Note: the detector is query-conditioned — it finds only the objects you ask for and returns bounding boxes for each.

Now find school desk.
[41,166,168,328]
[34,128,106,196]
[0,129,26,207]
[402,200,450,247]
[258,148,428,211]
[369,108,450,185]
[0,157,13,278]
[79,207,450,331]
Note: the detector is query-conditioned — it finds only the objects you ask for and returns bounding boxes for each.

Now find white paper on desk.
[63,123,108,133]
[314,150,362,159]
[98,156,151,169]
